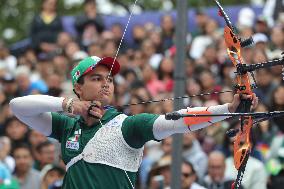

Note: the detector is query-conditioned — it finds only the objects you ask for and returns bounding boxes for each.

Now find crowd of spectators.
[0,0,284,188]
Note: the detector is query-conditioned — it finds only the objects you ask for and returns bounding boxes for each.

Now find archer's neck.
[84,109,106,127]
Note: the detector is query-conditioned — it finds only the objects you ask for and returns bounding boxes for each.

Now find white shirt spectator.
[0,55,17,74]
[225,156,267,189]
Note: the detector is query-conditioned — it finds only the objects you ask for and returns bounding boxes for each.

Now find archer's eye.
[92,76,101,81]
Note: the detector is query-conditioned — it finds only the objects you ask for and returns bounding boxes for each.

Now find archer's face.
[75,65,114,106]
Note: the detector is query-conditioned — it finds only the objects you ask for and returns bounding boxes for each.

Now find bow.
[216,1,254,188]
[165,2,284,189]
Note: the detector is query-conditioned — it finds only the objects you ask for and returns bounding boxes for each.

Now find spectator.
[192,9,209,37]
[253,103,277,153]
[266,85,284,161]
[63,41,87,63]
[101,40,118,57]
[266,157,284,189]
[111,23,128,53]
[161,137,173,158]
[52,54,70,80]
[40,164,65,189]
[147,157,206,189]
[148,30,163,54]
[141,64,165,97]
[254,68,278,106]
[181,160,206,189]
[87,42,103,57]
[160,14,175,51]
[198,70,221,102]
[0,136,15,173]
[0,161,19,189]
[12,143,41,189]
[21,48,38,70]
[190,33,211,61]
[139,146,155,189]
[147,155,172,189]
[75,0,105,48]
[270,26,284,55]
[131,25,147,50]
[236,7,255,34]
[183,133,208,179]
[128,95,148,115]
[141,39,163,70]
[14,65,48,96]
[252,33,271,58]
[1,74,20,102]
[30,0,63,53]
[27,130,47,159]
[270,84,284,127]
[185,78,203,107]
[263,0,284,26]
[34,141,56,171]
[4,117,29,148]
[157,58,174,93]
[254,16,270,37]
[36,55,55,82]
[203,151,242,189]
[0,100,13,135]
[0,41,17,75]
[56,32,73,53]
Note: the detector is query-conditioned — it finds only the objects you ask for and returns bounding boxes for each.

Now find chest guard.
[66,114,144,172]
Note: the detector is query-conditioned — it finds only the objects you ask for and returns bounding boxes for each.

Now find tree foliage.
[0,0,82,44]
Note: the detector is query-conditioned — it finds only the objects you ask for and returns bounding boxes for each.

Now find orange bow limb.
[233,117,253,170]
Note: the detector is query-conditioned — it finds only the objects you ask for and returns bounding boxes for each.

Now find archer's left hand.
[228,93,258,113]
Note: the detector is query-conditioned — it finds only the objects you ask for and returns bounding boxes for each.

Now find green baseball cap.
[71,56,120,86]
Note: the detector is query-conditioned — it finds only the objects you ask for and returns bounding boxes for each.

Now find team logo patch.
[73,70,81,80]
[66,141,79,150]
[66,129,81,150]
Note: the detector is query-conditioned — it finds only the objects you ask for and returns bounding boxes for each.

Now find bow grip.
[236,97,252,113]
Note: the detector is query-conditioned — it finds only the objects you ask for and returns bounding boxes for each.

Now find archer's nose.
[102,80,110,89]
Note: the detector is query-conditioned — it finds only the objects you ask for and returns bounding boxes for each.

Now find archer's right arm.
[9,95,66,136]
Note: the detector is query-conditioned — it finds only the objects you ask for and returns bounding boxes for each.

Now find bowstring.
[118,89,233,108]
[107,0,140,79]
[98,1,138,188]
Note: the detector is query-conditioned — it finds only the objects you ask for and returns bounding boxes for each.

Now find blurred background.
[0,0,284,188]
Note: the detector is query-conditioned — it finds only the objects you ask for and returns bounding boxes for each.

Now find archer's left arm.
[121,103,229,149]
[153,104,230,140]
[153,93,258,140]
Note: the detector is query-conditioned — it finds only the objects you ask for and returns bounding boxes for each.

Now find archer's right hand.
[64,98,103,119]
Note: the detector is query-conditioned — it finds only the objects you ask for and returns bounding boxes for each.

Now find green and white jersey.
[50,108,159,189]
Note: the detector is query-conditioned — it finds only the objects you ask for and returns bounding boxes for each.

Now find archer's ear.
[74,83,82,98]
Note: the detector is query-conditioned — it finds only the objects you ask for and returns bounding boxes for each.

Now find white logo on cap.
[91,56,101,62]
[73,70,81,80]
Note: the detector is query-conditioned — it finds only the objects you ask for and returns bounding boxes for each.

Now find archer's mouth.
[99,90,111,96]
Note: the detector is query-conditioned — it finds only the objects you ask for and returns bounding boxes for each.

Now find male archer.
[9,56,258,189]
